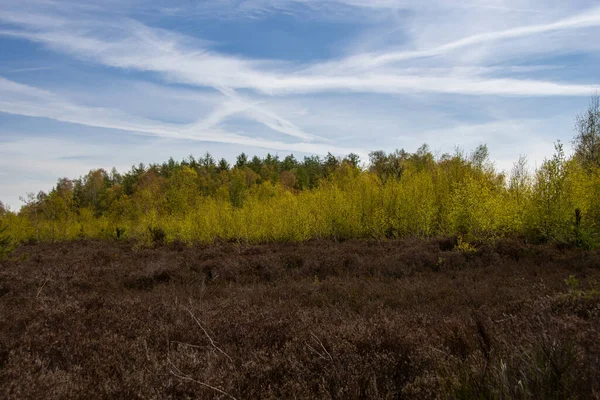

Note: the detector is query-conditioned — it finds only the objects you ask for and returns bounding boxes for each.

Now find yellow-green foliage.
[5,144,600,247]
[454,235,478,254]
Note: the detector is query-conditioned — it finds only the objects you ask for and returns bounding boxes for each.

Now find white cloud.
[322,5,600,70]
[0,77,362,157]
[0,16,595,97]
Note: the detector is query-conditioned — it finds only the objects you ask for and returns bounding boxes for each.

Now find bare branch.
[307,332,333,362]
[167,359,237,400]
[183,306,234,365]
[36,278,49,298]
[169,340,208,350]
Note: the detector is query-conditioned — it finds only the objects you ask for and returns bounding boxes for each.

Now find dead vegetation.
[0,238,599,399]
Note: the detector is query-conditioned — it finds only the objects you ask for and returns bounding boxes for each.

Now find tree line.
[1,95,599,247]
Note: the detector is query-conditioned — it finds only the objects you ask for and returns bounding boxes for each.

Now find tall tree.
[573,94,600,167]
[282,154,298,171]
[344,153,361,169]
[200,152,216,172]
[217,158,230,173]
[236,153,248,168]
[19,192,45,242]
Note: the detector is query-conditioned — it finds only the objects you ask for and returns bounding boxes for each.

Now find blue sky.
[1,0,599,210]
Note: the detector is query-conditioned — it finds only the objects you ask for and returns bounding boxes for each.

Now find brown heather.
[1,238,599,399]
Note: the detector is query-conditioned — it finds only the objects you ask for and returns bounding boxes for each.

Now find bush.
[450,337,581,400]
[571,209,597,250]
[148,226,166,245]
[0,225,15,260]
[454,235,477,254]
[115,226,126,241]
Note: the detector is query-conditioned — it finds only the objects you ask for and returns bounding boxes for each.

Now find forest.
[1,96,600,249]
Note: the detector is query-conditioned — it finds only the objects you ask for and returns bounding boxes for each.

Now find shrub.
[450,338,581,400]
[148,226,166,245]
[454,235,477,254]
[571,208,596,250]
[115,226,126,241]
[0,224,15,260]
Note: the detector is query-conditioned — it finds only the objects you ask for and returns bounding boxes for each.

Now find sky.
[1,0,599,210]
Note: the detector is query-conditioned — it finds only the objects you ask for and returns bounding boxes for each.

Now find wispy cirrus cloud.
[0,77,360,156]
[0,15,595,97]
[318,5,600,70]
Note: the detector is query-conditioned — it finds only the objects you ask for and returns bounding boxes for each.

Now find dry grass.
[1,238,599,399]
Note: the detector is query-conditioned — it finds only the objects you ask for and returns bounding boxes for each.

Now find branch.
[36,278,49,298]
[308,332,333,362]
[167,359,237,400]
[183,306,234,365]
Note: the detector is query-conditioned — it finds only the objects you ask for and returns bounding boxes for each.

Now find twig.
[311,332,333,361]
[36,278,49,298]
[170,340,207,350]
[308,332,333,362]
[183,306,234,364]
[167,359,237,400]
[307,343,329,361]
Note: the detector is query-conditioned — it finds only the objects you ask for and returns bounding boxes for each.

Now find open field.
[1,238,600,399]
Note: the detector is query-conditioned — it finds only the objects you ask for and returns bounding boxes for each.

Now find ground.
[1,238,599,399]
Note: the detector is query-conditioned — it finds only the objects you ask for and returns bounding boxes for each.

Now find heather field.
[1,238,599,399]
[2,1,600,399]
